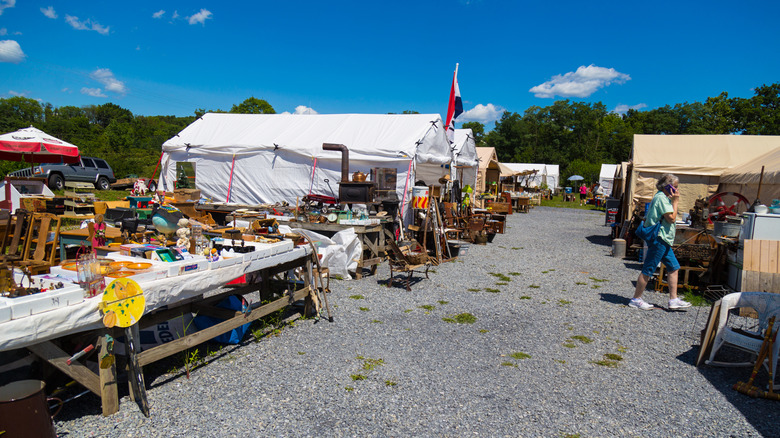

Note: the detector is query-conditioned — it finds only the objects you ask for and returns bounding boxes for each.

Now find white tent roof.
[452,129,477,167]
[600,164,618,181]
[501,163,559,188]
[163,113,451,165]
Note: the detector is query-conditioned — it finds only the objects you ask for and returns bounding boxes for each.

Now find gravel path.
[55,207,777,437]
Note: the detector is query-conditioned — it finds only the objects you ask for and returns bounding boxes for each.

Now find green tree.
[229,97,275,114]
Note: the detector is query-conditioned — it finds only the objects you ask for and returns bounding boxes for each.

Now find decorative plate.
[126,262,152,270]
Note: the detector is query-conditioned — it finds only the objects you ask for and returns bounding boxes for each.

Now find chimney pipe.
[322,143,350,183]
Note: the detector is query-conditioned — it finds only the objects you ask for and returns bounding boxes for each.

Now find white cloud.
[188,9,212,25]
[458,103,504,124]
[81,87,107,98]
[612,103,647,115]
[90,68,127,95]
[0,0,15,17]
[294,105,317,115]
[40,6,57,19]
[65,15,110,35]
[529,64,630,98]
[0,40,25,63]
[172,11,179,20]
[61,87,70,93]
[0,28,6,36]
[152,10,165,19]
[8,90,25,96]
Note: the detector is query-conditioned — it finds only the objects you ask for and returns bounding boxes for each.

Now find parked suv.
[9,156,117,190]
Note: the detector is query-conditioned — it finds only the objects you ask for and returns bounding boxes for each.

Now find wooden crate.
[740,239,780,293]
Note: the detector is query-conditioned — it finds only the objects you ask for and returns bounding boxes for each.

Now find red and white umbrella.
[0,126,80,163]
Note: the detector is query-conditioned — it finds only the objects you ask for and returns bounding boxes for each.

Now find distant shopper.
[579,183,587,201]
[629,173,691,311]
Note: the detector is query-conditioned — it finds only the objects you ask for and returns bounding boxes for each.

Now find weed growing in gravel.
[520,296,531,300]
[489,272,512,282]
[571,335,593,344]
[351,374,367,381]
[345,386,354,391]
[509,352,531,360]
[496,282,508,286]
[467,288,481,292]
[529,284,540,289]
[331,275,344,280]
[501,361,518,367]
[429,269,437,274]
[563,343,577,348]
[511,247,521,250]
[575,281,586,285]
[558,299,572,306]
[384,380,397,387]
[349,294,365,300]
[589,277,608,283]
[298,351,306,355]
[563,434,581,438]
[419,304,435,311]
[442,313,477,324]
[438,300,449,305]
[604,353,623,361]
[479,329,489,333]
[359,307,370,312]
[590,358,620,368]
[372,320,382,324]
[362,358,385,370]
[484,288,500,293]
[509,272,521,276]
[555,359,566,364]
[404,309,413,313]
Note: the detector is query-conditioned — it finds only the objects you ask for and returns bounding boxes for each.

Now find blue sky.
[0,0,778,128]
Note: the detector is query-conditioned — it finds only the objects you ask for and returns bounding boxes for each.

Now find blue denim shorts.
[642,238,680,277]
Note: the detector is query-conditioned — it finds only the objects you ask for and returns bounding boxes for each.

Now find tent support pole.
[226,154,236,203]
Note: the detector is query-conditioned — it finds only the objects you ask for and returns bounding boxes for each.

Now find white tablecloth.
[0,246,311,351]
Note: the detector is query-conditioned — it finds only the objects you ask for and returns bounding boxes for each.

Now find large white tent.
[451,129,478,189]
[599,164,618,197]
[160,113,452,218]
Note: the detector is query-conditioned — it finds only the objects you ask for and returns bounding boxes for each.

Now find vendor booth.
[159,113,452,224]
[718,147,780,206]
[619,134,780,223]
[599,164,618,197]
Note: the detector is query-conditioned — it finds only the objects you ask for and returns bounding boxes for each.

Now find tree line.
[1,85,777,184]
[463,83,779,183]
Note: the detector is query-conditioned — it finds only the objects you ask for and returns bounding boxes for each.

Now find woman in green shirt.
[629,173,691,311]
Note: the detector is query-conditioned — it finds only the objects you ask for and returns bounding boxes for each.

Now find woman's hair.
[656,173,679,191]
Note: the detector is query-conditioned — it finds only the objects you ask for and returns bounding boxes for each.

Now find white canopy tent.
[161,113,452,220]
[451,129,478,189]
[501,163,559,189]
[599,164,618,197]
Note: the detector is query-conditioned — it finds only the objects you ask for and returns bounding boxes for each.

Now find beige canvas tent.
[476,147,502,194]
[621,135,780,222]
[718,147,780,206]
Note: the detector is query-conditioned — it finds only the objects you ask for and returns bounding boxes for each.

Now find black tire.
[147,180,157,193]
[96,176,110,191]
[48,174,64,191]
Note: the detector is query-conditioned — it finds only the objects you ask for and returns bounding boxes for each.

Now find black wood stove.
[322,143,376,204]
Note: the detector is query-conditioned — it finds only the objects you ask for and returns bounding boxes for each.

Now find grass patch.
[404,309,413,313]
[359,307,370,312]
[485,288,501,293]
[558,299,572,306]
[563,343,576,348]
[442,313,477,324]
[479,329,489,333]
[680,289,709,307]
[361,358,385,370]
[590,359,620,368]
[555,359,566,364]
[350,374,367,381]
[297,351,306,355]
[509,352,531,360]
[489,273,512,282]
[438,300,449,305]
[520,295,532,300]
[496,282,508,286]
[384,380,397,387]
[467,288,481,292]
[511,247,521,250]
[371,319,382,324]
[508,272,521,276]
[589,277,608,283]
[528,284,540,289]
[604,353,623,361]
[571,335,593,344]
[349,294,365,300]
[501,361,518,367]
[575,281,586,285]
[345,386,354,391]
[591,285,601,289]
[418,304,435,311]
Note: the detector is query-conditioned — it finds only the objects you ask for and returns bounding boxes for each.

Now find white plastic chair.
[706,292,780,389]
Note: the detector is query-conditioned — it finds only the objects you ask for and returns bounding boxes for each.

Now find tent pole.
[309,158,318,195]
[150,151,163,187]
[226,154,236,203]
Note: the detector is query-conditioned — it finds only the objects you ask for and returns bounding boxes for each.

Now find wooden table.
[14,247,315,417]
[59,225,123,261]
[278,220,386,278]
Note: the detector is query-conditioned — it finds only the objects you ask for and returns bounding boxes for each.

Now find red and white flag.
[445,63,463,143]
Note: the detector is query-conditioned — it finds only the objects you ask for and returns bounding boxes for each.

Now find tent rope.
[226,154,236,203]
[309,157,318,195]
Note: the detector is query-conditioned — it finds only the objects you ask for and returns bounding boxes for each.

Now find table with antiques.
[0,243,316,416]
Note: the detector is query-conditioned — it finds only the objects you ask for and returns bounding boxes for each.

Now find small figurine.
[92,214,107,249]
[175,218,191,250]
[132,179,148,196]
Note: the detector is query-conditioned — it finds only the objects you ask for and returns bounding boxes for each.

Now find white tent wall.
[599,164,618,197]
[502,163,559,188]
[718,147,780,206]
[451,129,478,189]
[160,113,451,222]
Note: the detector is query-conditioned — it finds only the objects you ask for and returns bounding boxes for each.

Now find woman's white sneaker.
[628,298,654,310]
[669,298,692,310]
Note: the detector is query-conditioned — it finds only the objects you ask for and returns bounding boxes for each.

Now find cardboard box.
[174,189,201,202]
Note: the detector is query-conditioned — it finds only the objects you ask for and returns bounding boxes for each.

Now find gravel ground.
[54,207,777,437]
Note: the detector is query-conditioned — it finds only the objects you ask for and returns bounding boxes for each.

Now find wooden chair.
[383,228,430,291]
[18,212,61,275]
[517,197,530,213]
[442,202,463,240]
[3,209,33,264]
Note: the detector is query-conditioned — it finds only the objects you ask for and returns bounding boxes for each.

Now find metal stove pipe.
[322,143,350,183]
